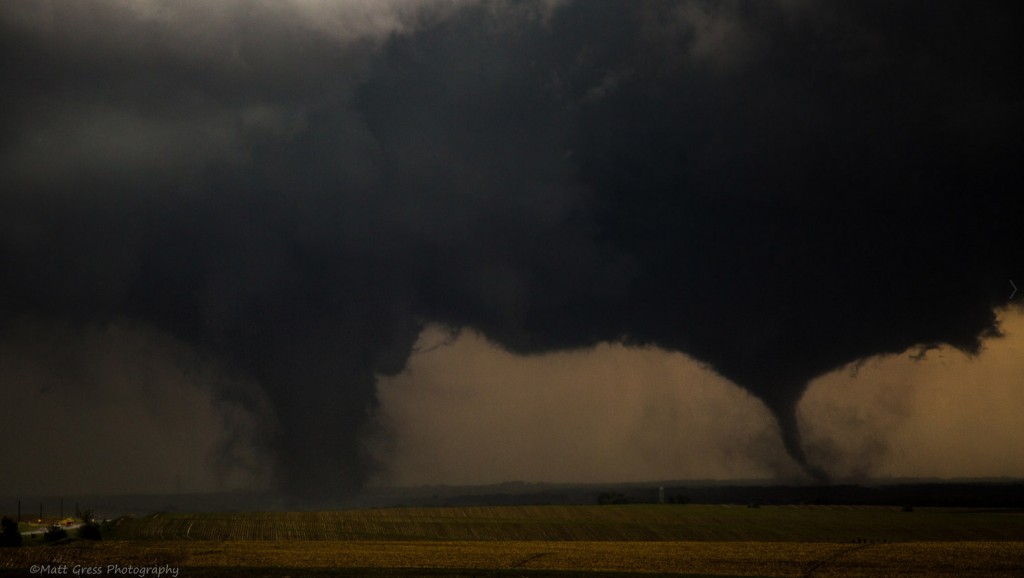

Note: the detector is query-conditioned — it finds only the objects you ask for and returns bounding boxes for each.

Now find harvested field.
[105,505,1024,542]
[2,539,1023,577]
[3,506,1023,576]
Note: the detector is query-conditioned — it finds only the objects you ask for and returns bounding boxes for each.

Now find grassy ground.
[104,504,1024,542]
[2,505,1023,577]
[2,539,1023,577]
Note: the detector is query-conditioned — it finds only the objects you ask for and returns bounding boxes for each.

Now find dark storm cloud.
[1,0,420,501]
[358,0,1024,478]
[2,0,1022,499]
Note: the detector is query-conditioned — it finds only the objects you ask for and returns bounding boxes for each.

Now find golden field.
[103,505,1024,542]
[2,505,1023,576]
[3,539,1023,577]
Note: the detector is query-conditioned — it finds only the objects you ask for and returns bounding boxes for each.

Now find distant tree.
[76,508,101,540]
[668,495,691,505]
[0,516,21,547]
[78,523,102,540]
[597,492,629,505]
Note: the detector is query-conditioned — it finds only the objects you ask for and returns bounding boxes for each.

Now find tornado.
[2,0,1022,500]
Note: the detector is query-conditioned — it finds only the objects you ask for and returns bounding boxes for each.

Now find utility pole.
[39,503,43,522]
[17,500,21,523]
[60,498,64,519]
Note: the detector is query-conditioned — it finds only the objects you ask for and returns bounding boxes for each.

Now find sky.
[1,0,1022,501]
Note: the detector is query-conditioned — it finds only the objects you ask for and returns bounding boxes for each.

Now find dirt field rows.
[104,505,1024,542]
[2,505,1023,576]
[3,539,1023,577]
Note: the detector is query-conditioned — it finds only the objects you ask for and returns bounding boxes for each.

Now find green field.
[2,505,1023,577]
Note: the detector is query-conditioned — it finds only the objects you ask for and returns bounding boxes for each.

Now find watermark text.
[29,564,180,577]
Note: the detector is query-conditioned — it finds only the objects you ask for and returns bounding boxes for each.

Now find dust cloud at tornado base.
[0,319,273,496]
[376,310,1024,486]
[7,312,1020,494]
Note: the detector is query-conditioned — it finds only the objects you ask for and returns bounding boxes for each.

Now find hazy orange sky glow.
[376,308,1024,486]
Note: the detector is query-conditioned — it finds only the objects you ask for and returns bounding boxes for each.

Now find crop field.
[2,505,1023,577]
[4,539,1024,577]
[104,504,1024,542]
